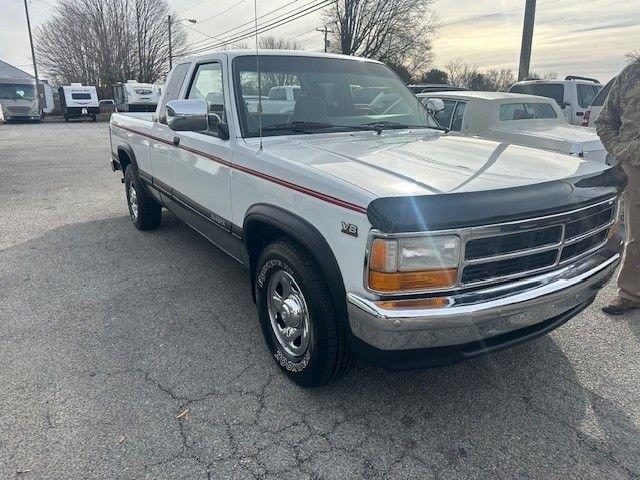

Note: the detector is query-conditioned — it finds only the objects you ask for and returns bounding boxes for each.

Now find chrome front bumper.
[347,243,622,351]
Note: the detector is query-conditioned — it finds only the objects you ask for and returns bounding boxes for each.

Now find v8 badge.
[341,222,358,237]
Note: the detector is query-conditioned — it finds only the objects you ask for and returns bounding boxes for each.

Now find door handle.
[173,136,180,146]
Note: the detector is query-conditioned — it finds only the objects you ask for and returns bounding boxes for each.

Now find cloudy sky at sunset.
[1,0,638,82]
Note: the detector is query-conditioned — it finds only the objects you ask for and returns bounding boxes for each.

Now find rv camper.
[112,80,161,112]
[0,77,41,122]
[59,83,99,121]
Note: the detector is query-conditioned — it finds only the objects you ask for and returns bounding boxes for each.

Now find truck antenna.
[254,0,263,151]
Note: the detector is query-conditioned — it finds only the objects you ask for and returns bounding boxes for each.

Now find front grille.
[7,106,31,114]
[462,250,558,284]
[460,199,617,286]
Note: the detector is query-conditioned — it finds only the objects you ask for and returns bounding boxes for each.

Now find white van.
[112,80,161,112]
[59,83,100,121]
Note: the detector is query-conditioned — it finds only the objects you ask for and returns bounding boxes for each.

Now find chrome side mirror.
[166,99,209,131]
[425,98,445,114]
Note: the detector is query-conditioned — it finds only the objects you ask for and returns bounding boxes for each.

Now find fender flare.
[116,142,138,172]
[243,204,348,317]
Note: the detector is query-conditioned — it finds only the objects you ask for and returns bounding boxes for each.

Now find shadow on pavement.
[1,211,638,479]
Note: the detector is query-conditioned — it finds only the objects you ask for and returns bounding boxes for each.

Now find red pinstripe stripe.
[112,123,368,214]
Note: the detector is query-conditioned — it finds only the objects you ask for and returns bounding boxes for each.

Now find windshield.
[233,55,440,138]
[0,83,36,100]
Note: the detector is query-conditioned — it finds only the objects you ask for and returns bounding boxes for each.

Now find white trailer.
[112,80,161,112]
[59,83,99,121]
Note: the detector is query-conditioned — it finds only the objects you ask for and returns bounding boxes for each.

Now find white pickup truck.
[109,50,626,387]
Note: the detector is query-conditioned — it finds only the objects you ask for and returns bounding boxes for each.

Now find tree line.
[35,0,186,88]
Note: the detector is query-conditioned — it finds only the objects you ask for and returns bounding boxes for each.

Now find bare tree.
[445,58,557,91]
[258,36,302,50]
[35,0,186,89]
[626,50,640,61]
[324,0,438,75]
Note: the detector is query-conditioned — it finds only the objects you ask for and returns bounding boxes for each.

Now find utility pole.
[518,0,537,81]
[316,26,334,53]
[23,0,41,108]
[136,4,143,80]
[168,15,173,70]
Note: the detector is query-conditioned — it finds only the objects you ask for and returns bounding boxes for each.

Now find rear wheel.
[255,239,352,387]
[124,165,161,230]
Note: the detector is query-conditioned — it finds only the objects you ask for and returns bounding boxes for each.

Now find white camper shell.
[59,83,99,121]
[112,80,161,112]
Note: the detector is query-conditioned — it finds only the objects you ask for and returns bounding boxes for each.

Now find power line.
[196,0,250,25]
[176,0,209,15]
[184,0,333,55]
[186,0,309,48]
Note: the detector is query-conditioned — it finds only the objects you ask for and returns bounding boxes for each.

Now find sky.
[1,0,638,83]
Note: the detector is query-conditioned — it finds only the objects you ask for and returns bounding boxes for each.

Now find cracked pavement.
[1,121,640,479]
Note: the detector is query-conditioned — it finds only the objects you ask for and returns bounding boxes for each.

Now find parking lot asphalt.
[1,121,639,480]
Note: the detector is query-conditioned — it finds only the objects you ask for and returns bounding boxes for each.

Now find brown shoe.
[602,296,640,315]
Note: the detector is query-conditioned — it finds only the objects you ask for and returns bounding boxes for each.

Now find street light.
[168,16,197,70]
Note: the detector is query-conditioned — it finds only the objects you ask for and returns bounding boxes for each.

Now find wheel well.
[118,148,132,173]
[242,207,347,317]
[244,220,291,297]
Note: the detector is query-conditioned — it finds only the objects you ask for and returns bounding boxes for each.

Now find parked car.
[418,91,609,163]
[508,76,602,125]
[408,83,468,94]
[109,51,625,387]
[58,83,100,121]
[582,77,615,127]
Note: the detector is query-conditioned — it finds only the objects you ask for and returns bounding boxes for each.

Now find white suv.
[508,76,602,125]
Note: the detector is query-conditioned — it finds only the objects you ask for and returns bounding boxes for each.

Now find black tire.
[124,165,161,230]
[91,115,97,122]
[255,239,352,387]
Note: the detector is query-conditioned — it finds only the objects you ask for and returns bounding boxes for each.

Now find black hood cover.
[367,164,627,233]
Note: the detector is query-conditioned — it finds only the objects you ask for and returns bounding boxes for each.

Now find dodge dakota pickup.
[109,51,626,387]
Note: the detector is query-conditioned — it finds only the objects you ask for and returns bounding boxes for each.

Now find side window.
[577,84,600,109]
[187,62,226,132]
[158,63,190,124]
[451,102,466,131]
[432,99,456,129]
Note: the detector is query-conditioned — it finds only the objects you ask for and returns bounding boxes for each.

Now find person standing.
[596,57,640,314]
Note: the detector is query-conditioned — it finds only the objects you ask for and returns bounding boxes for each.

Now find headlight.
[367,234,461,293]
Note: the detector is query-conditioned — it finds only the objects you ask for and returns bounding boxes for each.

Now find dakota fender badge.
[341,222,358,238]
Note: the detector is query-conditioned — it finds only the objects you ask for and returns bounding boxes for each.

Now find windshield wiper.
[261,121,337,134]
[356,121,418,134]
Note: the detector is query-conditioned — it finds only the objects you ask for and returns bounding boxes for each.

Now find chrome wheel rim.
[267,270,310,357]
[128,185,139,220]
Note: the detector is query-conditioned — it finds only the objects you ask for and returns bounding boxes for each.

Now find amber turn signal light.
[368,269,458,293]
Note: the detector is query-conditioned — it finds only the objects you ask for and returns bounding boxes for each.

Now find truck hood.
[483,122,605,154]
[268,130,609,198]
[262,130,624,232]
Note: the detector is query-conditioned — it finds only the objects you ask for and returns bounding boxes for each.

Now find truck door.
[170,59,233,227]
[149,62,191,189]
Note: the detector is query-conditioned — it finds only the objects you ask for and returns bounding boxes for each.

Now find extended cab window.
[158,62,190,124]
[499,102,558,121]
[187,62,226,133]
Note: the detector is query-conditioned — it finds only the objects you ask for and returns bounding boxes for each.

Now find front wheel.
[124,165,162,230]
[255,239,352,387]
